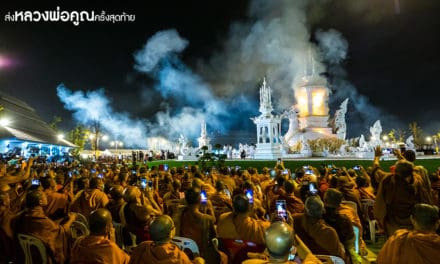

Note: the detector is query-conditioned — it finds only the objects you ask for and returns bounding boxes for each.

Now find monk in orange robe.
[41,176,72,220]
[11,190,76,264]
[374,160,432,237]
[70,208,130,264]
[70,177,109,218]
[269,180,304,218]
[129,215,198,264]
[175,187,227,263]
[217,194,270,245]
[0,191,15,263]
[377,203,440,264]
[293,196,349,264]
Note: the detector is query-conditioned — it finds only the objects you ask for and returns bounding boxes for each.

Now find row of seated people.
[3,185,440,264]
[1,153,440,263]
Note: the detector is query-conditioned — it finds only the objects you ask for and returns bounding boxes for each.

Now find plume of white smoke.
[315,28,403,136]
[57,0,399,146]
[134,29,188,73]
[134,29,231,141]
[315,29,348,65]
[195,0,325,112]
[56,85,148,147]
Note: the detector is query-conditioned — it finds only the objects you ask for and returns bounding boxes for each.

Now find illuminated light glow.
[57,134,64,140]
[89,134,95,140]
[311,88,328,116]
[312,93,324,114]
[81,153,89,159]
[102,135,109,141]
[0,118,11,127]
[295,88,309,117]
[0,55,13,68]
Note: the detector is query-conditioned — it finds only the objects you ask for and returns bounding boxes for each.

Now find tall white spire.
[259,77,273,116]
[198,120,211,150]
[200,120,207,137]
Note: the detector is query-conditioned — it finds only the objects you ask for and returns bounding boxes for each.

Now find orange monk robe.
[70,188,109,217]
[43,189,70,219]
[337,176,362,212]
[242,254,323,264]
[356,187,376,201]
[0,207,15,263]
[210,192,232,209]
[217,212,270,245]
[374,173,432,236]
[377,229,440,264]
[70,235,130,264]
[337,204,363,234]
[293,214,349,264]
[106,199,125,223]
[0,207,14,239]
[124,202,151,229]
[129,241,193,264]
[11,207,70,264]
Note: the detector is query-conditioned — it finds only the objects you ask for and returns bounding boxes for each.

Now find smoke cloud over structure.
[57,0,400,147]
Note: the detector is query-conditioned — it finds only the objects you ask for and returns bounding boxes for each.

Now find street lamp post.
[433,135,439,155]
[110,140,123,152]
[89,133,108,159]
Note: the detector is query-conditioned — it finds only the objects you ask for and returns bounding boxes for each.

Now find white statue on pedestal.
[178,134,189,155]
[283,107,300,145]
[369,120,382,148]
[406,135,415,150]
[359,134,368,151]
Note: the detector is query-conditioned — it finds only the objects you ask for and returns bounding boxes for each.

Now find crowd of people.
[0,146,440,263]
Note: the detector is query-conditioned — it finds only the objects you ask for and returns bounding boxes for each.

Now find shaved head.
[89,208,113,235]
[149,215,175,243]
[109,185,124,200]
[412,203,440,232]
[25,190,46,208]
[265,221,294,258]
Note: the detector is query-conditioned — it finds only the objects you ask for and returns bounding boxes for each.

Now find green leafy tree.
[387,129,396,143]
[67,125,90,156]
[388,128,407,144]
[49,116,62,131]
[196,144,226,172]
[395,128,406,143]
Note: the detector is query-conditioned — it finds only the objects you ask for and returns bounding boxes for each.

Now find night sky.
[1,0,439,146]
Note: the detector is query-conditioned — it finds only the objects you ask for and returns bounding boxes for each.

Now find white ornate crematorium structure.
[252,67,349,159]
[251,78,283,159]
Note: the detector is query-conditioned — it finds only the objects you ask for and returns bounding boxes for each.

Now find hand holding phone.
[200,190,208,205]
[245,189,254,204]
[31,179,40,186]
[140,178,147,189]
[276,200,287,221]
[309,182,318,195]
